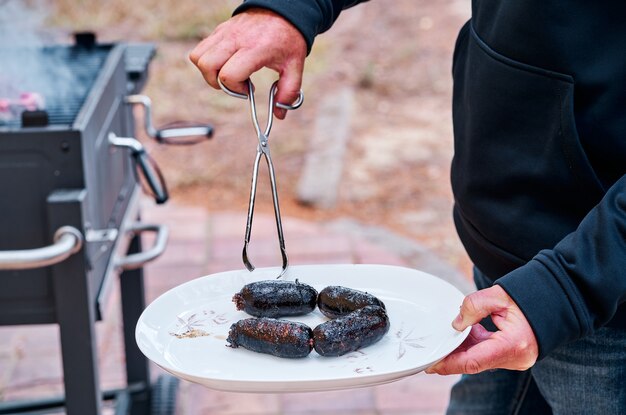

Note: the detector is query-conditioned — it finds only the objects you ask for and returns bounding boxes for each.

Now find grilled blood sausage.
[233,280,318,318]
[313,305,390,357]
[317,285,386,319]
[227,318,314,358]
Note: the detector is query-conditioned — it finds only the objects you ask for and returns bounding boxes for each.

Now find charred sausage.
[317,285,386,319]
[227,318,314,358]
[313,305,390,357]
[233,279,318,318]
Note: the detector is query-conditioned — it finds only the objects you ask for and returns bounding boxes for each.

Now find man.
[190,1,626,413]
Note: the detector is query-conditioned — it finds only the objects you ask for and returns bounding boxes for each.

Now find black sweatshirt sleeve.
[496,174,626,358]
[233,0,368,54]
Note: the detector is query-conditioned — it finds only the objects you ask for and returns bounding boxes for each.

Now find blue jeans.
[447,269,626,415]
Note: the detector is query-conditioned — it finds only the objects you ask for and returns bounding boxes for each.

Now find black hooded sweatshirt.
[233,0,626,359]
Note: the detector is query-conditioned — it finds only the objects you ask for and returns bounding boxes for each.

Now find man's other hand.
[426,285,539,375]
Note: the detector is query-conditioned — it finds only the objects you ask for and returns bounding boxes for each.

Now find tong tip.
[276,248,289,279]
[242,244,255,272]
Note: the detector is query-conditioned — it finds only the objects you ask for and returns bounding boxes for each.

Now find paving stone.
[164,221,210,242]
[287,252,356,266]
[209,211,248,239]
[281,217,324,236]
[373,373,458,413]
[287,234,352,257]
[283,411,377,415]
[177,383,281,415]
[3,382,64,402]
[155,240,209,266]
[326,218,473,294]
[206,258,250,275]
[141,199,209,223]
[351,249,409,266]
[7,354,63,394]
[211,237,282,261]
[378,411,442,415]
[281,387,375,413]
[144,264,208,293]
[0,325,59,355]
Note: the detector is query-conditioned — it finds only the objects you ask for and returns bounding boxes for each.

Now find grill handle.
[117,223,169,271]
[0,226,83,270]
[108,133,169,204]
[125,95,213,145]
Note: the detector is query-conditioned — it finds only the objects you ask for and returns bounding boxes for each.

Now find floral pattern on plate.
[170,309,232,339]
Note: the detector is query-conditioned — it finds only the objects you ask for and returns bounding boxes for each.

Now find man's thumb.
[453,286,511,331]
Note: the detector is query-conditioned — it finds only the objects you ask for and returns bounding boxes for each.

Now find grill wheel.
[150,374,179,415]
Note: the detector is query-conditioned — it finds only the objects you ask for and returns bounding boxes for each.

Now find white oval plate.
[136,264,470,393]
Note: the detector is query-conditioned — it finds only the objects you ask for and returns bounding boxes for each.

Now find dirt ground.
[65,0,474,277]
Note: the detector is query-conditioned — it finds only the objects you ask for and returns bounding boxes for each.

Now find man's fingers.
[274,60,304,118]
[218,49,266,96]
[189,37,215,66]
[193,40,238,90]
[428,330,528,375]
[189,24,226,66]
[428,330,537,375]
[455,324,492,353]
[424,324,491,375]
[274,64,303,119]
[453,286,511,331]
[429,337,508,375]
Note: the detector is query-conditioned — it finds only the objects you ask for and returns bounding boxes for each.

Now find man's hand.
[189,8,307,119]
[426,285,538,375]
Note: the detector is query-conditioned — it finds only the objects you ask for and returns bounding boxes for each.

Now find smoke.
[0,0,49,44]
[0,0,76,124]
[0,0,49,93]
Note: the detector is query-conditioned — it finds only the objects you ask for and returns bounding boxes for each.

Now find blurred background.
[45,0,472,275]
[1,0,473,413]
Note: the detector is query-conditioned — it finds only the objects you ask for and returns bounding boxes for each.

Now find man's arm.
[430,175,626,374]
[233,0,367,54]
[189,0,368,118]
[495,175,626,358]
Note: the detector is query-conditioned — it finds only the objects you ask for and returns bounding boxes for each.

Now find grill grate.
[0,45,111,129]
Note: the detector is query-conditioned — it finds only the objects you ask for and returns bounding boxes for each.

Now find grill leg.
[49,190,103,415]
[120,230,151,415]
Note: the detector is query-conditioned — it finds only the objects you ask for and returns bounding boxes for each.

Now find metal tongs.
[218,77,304,278]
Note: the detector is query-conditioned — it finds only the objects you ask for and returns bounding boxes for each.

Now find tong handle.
[217,78,303,109]
[265,151,289,278]
[242,151,289,278]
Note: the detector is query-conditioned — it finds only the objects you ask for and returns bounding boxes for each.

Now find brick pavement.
[0,200,469,414]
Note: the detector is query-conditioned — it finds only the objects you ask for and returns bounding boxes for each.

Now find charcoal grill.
[0,33,212,414]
